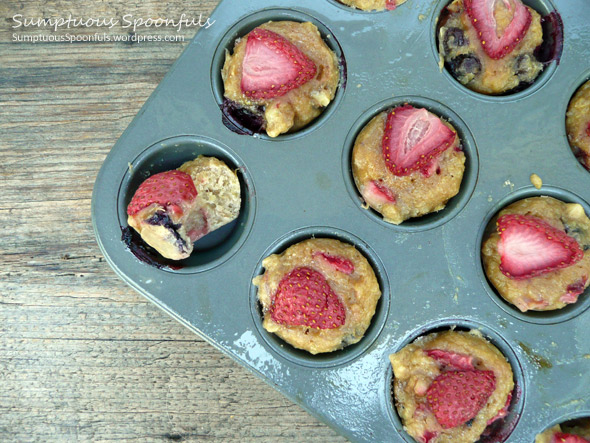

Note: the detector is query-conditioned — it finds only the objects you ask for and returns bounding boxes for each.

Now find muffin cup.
[342,95,479,231]
[210,8,347,140]
[431,0,563,101]
[118,135,256,273]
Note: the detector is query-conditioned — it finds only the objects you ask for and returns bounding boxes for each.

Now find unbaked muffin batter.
[253,238,381,354]
[222,21,340,137]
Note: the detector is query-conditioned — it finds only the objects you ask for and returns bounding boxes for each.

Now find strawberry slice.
[313,252,355,275]
[270,267,346,329]
[127,170,197,216]
[421,431,439,443]
[425,349,475,370]
[464,0,532,60]
[364,180,397,204]
[497,214,584,280]
[241,28,317,100]
[385,0,399,10]
[427,369,496,429]
[552,433,590,443]
[382,105,456,177]
[562,277,588,304]
[487,391,512,425]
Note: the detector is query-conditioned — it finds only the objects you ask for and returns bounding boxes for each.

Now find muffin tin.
[91,0,590,441]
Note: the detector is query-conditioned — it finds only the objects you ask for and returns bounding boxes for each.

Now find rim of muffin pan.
[341,95,479,233]
[430,0,562,102]
[209,8,347,141]
[325,0,404,14]
[117,135,256,274]
[477,185,590,324]
[563,69,590,174]
[383,318,526,443]
[249,226,391,368]
[534,413,590,441]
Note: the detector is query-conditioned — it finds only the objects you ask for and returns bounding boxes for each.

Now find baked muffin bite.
[252,238,381,354]
[566,79,590,171]
[336,0,407,12]
[438,0,544,95]
[536,418,590,443]
[222,21,340,137]
[127,156,241,260]
[352,104,465,224]
[390,330,514,443]
[482,196,590,312]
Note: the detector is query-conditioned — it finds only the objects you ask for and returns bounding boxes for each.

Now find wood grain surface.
[0,1,348,441]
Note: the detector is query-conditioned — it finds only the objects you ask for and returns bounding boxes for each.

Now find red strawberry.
[425,349,474,370]
[270,267,346,329]
[487,391,512,425]
[385,0,399,10]
[421,431,439,443]
[241,28,317,100]
[313,252,355,275]
[382,105,456,177]
[127,170,197,216]
[464,0,532,60]
[586,121,590,138]
[561,277,588,304]
[552,433,590,443]
[497,214,583,280]
[365,180,397,204]
[427,370,496,429]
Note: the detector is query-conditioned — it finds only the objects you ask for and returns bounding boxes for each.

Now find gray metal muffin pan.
[91,0,590,441]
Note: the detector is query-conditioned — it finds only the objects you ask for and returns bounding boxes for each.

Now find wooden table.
[0,1,347,441]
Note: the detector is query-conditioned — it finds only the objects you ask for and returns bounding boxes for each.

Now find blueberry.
[448,54,482,81]
[146,212,188,252]
[514,54,537,79]
[442,27,467,54]
[220,98,265,135]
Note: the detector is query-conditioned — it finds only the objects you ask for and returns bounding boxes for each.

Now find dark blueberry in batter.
[514,54,537,81]
[220,98,265,135]
[146,212,188,253]
[442,27,467,54]
[448,54,482,81]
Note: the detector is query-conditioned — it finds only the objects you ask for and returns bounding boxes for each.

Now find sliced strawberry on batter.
[270,267,346,329]
[497,214,584,280]
[561,277,588,304]
[385,0,401,10]
[425,349,475,370]
[364,180,397,204]
[420,431,439,443]
[313,252,355,275]
[464,0,532,60]
[487,391,512,425]
[382,105,456,177]
[427,369,496,429]
[127,170,197,216]
[241,28,317,100]
[552,433,590,443]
